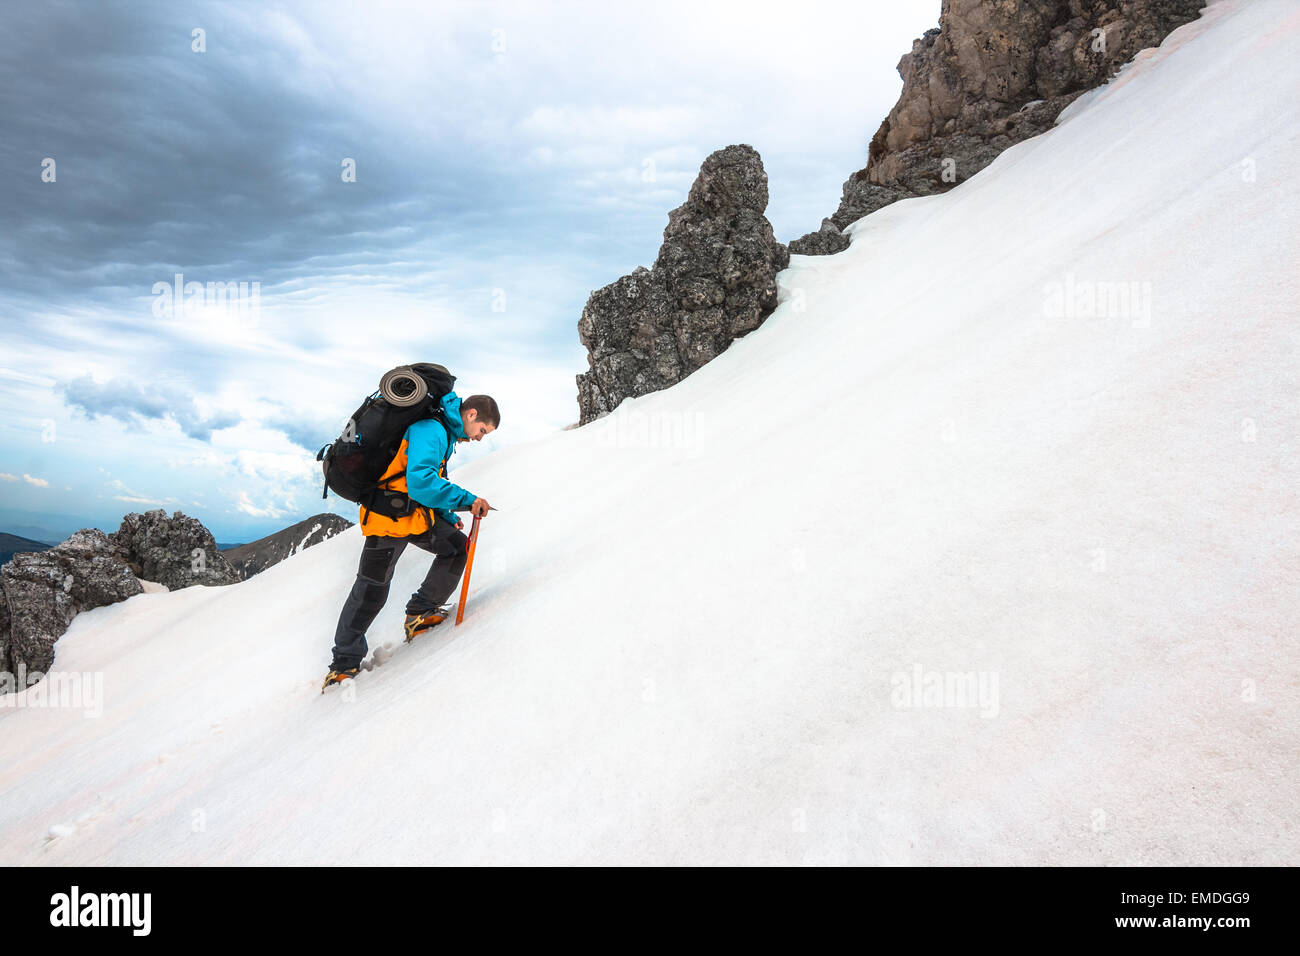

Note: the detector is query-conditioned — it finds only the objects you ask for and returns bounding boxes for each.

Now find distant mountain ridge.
[223,513,354,580]
[0,533,52,567]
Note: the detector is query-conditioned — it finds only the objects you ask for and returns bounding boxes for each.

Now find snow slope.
[2,0,1296,865]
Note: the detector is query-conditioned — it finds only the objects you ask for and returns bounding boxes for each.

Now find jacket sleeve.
[404,420,477,513]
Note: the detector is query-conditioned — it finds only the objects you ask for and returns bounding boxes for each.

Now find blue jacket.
[404,392,477,525]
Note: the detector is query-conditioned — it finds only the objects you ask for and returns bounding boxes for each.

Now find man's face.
[463,408,496,441]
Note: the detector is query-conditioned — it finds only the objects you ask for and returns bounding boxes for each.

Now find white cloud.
[106,476,161,504]
[233,448,316,483]
[22,474,49,487]
[183,451,225,469]
[235,490,289,519]
[518,105,700,147]
[0,472,17,482]
[0,366,55,387]
[113,494,163,505]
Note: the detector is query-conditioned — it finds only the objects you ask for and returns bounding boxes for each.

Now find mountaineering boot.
[404,605,452,643]
[322,665,360,693]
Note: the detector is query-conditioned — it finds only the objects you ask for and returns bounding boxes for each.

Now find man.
[324,390,498,689]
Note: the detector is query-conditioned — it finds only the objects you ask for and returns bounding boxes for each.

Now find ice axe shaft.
[455,514,482,625]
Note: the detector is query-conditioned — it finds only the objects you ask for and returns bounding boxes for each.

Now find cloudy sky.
[0,0,938,543]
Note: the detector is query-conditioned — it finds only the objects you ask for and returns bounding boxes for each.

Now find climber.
[323,391,499,690]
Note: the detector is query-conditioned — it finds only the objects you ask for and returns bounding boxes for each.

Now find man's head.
[460,394,500,441]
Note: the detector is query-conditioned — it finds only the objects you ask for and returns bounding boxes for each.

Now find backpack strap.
[427,404,457,449]
[317,442,332,499]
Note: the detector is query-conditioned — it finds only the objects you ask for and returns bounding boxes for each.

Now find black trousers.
[330,515,468,669]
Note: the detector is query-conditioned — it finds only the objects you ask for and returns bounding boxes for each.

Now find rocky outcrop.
[0,509,238,688]
[223,513,353,580]
[111,509,239,590]
[576,144,790,423]
[0,586,10,680]
[788,218,852,257]
[792,0,1205,249]
[1,529,142,678]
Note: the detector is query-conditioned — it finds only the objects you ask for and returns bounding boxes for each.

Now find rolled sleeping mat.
[379,365,428,407]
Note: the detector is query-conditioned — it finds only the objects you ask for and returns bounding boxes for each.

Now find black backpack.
[316,363,457,519]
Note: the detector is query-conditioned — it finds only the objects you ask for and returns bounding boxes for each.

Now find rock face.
[223,513,354,580]
[0,586,9,681]
[791,0,1205,249]
[788,218,852,257]
[111,509,239,590]
[576,144,790,424]
[0,509,238,685]
[1,529,142,678]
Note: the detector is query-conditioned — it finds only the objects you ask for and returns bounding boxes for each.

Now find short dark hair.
[461,394,500,428]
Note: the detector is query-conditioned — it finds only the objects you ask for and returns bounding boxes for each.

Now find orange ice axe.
[455,514,482,625]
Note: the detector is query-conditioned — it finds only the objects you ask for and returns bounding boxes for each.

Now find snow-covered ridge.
[221,513,352,580]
